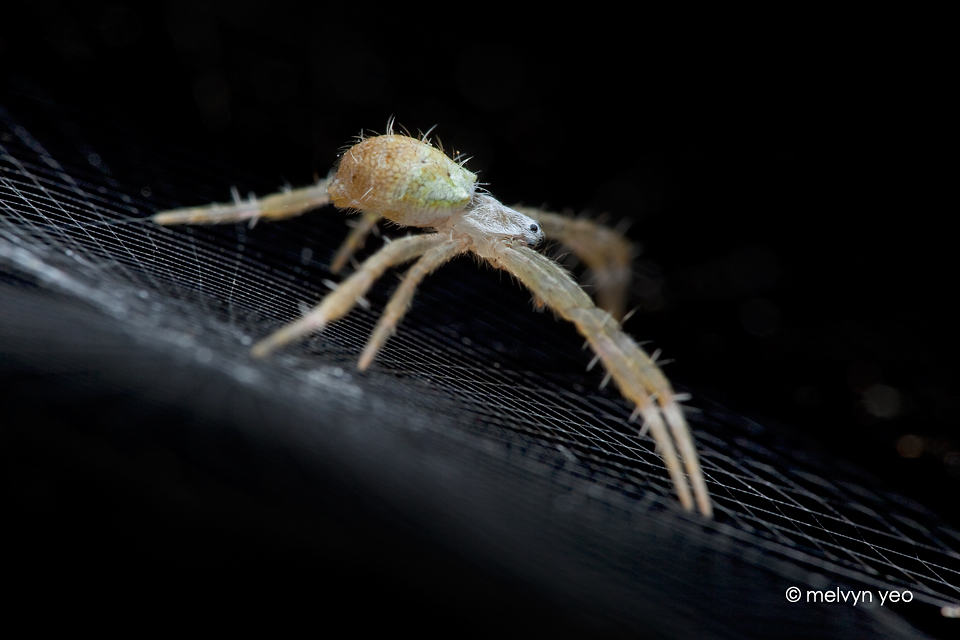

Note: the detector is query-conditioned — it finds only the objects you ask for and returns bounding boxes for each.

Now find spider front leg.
[490,243,712,516]
[152,176,334,226]
[516,207,633,321]
[251,233,446,358]
[327,207,634,312]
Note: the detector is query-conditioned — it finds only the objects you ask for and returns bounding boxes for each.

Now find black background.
[2,2,956,635]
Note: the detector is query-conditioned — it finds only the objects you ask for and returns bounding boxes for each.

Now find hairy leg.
[251,233,446,358]
[516,208,632,321]
[358,237,469,370]
[490,243,712,516]
[153,178,333,226]
[330,210,381,273]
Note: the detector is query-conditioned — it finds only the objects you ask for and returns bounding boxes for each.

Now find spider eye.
[529,224,539,233]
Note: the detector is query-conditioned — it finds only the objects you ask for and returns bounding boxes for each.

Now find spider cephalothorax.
[153,125,713,516]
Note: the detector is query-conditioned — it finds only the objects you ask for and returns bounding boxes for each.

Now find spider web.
[2,96,958,638]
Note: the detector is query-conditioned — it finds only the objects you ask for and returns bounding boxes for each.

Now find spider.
[152,123,713,517]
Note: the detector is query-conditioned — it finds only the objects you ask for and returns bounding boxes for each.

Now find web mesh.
[2,97,958,637]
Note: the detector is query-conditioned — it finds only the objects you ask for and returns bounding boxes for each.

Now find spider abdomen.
[328,135,477,228]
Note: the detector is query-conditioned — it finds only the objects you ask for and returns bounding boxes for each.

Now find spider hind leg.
[330,210,382,273]
[250,233,446,359]
[358,238,467,370]
[153,178,334,226]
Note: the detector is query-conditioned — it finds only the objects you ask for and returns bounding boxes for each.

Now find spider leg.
[517,208,632,321]
[251,233,446,358]
[358,237,468,370]
[330,210,381,274]
[153,177,334,226]
[490,243,712,516]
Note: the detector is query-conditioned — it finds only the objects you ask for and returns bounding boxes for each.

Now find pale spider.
[153,124,713,516]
